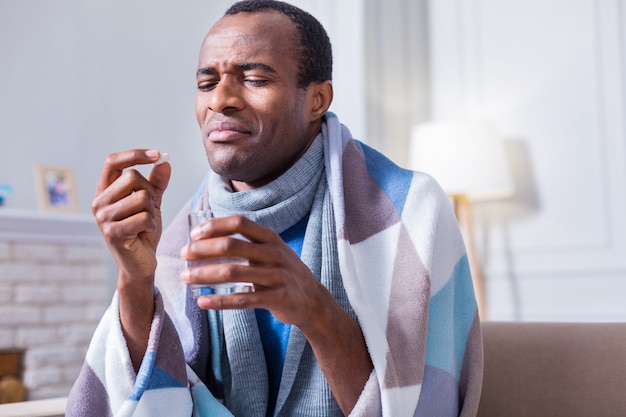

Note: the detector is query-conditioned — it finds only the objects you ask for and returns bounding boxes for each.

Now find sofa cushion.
[478,321,626,417]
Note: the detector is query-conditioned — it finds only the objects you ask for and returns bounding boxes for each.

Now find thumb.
[149,161,171,209]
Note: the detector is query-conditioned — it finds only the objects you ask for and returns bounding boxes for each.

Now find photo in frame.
[35,166,79,211]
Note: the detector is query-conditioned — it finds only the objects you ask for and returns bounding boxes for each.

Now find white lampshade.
[410,121,514,201]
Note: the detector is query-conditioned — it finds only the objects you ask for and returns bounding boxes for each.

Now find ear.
[307,81,333,121]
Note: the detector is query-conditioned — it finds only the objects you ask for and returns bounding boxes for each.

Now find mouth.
[206,120,251,142]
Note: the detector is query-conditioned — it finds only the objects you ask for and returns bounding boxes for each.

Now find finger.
[96,149,163,195]
[197,293,256,311]
[147,161,171,210]
[101,210,158,245]
[92,169,156,217]
[183,235,251,261]
[195,284,288,312]
[190,214,276,244]
[182,262,285,292]
[187,272,281,311]
[184,231,300,280]
[96,188,156,225]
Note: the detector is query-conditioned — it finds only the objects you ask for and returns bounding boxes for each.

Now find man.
[67,1,483,416]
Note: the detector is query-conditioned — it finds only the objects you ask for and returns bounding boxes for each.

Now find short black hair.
[225,0,332,88]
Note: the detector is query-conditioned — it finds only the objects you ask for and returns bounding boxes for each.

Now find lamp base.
[450,194,487,320]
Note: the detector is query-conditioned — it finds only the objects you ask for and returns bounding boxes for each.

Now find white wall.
[427,0,626,321]
[4,0,623,323]
[0,0,215,225]
[0,0,366,227]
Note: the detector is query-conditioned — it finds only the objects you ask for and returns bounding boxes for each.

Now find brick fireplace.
[0,210,112,400]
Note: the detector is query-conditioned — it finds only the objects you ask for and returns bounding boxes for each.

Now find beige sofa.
[478,321,626,417]
[2,322,625,416]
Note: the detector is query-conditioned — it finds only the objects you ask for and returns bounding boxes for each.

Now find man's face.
[195,11,317,190]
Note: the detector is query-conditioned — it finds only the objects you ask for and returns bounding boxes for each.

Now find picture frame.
[35,166,79,212]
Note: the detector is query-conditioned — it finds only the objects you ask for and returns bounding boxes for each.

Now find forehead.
[199,11,298,68]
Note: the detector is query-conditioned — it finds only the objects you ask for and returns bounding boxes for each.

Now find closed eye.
[197,81,217,91]
[245,78,270,87]
[239,62,276,87]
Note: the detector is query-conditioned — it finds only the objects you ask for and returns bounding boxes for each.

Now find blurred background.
[1,0,625,323]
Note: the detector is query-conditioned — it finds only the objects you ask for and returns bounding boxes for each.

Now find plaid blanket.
[67,113,482,416]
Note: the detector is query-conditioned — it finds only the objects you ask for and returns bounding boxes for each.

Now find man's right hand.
[92,149,171,285]
[91,149,171,370]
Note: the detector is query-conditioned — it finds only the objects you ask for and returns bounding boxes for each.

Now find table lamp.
[409,121,514,319]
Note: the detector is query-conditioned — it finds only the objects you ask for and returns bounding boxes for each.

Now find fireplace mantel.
[0,209,102,244]
[0,209,111,400]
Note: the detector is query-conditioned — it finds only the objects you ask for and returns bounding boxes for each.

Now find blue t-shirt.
[255,214,308,416]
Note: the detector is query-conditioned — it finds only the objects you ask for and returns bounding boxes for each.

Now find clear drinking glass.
[187,209,256,297]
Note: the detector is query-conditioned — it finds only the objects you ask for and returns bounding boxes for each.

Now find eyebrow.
[196,62,278,77]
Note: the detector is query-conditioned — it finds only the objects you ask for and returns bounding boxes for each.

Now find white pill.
[154,152,169,165]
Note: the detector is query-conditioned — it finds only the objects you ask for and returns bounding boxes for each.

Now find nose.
[207,76,244,114]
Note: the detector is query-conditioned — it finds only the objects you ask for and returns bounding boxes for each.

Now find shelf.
[0,209,102,244]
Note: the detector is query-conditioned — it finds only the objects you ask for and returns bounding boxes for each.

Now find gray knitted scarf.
[205,134,323,235]
[196,134,352,416]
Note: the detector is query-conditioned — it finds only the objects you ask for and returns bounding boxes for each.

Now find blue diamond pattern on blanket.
[360,144,413,215]
[146,365,188,391]
[425,255,476,379]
